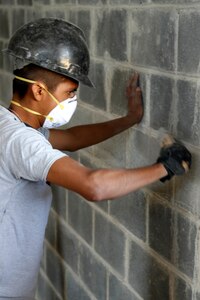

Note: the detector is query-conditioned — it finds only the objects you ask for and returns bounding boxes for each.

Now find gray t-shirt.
[0,106,66,298]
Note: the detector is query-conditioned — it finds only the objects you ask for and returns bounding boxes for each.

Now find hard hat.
[4,18,94,87]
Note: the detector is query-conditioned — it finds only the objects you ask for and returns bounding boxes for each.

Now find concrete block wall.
[0,1,200,300]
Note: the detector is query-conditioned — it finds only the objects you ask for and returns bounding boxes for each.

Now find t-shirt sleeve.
[7,127,67,182]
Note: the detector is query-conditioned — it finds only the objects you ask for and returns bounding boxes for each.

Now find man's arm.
[47,156,167,201]
[48,73,143,151]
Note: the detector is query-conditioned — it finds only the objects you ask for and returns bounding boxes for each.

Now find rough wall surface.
[0,1,200,300]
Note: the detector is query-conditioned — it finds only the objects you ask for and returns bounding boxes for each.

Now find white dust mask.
[43,95,77,128]
[11,76,78,128]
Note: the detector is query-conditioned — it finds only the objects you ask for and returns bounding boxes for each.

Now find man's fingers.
[182,161,190,172]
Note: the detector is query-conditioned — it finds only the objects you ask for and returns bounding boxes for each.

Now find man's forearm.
[50,115,138,151]
[47,156,168,202]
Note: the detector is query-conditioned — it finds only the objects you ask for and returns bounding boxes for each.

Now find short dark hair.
[13,64,77,98]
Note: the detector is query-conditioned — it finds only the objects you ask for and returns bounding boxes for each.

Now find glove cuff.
[157,158,174,182]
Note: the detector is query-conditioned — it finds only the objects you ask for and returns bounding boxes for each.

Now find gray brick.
[130,0,148,3]
[52,185,67,219]
[128,241,170,300]
[46,247,65,298]
[149,200,174,261]
[55,0,76,3]
[45,10,65,19]
[0,74,13,104]
[95,212,126,275]
[131,10,176,71]
[11,9,25,35]
[177,79,200,145]
[68,192,93,245]
[78,0,107,5]
[127,130,174,198]
[111,68,132,116]
[152,0,199,2]
[56,221,79,273]
[127,130,159,168]
[174,153,200,217]
[17,0,32,4]
[71,10,91,47]
[0,0,15,3]
[65,270,91,300]
[96,9,128,61]
[79,61,107,110]
[150,75,174,131]
[93,130,127,168]
[79,244,107,299]
[175,213,197,278]
[178,11,200,74]
[110,191,147,241]
[34,0,50,3]
[36,272,61,300]
[46,210,57,247]
[0,10,9,38]
[109,273,139,300]
[174,277,192,300]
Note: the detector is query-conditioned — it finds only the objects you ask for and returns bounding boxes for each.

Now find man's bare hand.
[126,72,143,125]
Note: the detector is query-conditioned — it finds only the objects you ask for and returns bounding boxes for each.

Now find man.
[0,18,191,299]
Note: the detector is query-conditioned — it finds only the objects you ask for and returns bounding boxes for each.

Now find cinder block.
[131,9,176,71]
[68,193,93,245]
[78,0,104,5]
[0,0,15,3]
[51,185,67,220]
[109,273,140,300]
[79,244,107,299]
[33,0,50,3]
[110,191,147,241]
[174,152,200,217]
[96,9,128,61]
[174,276,192,300]
[55,0,76,3]
[175,213,197,279]
[95,211,126,275]
[130,0,148,3]
[149,199,174,261]
[11,9,25,35]
[79,61,107,110]
[36,272,61,300]
[110,69,146,119]
[152,0,199,2]
[56,220,79,273]
[45,10,65,19]
[0,10,9,38]
[128,241,170,299]
[93,130,127,168]
[46,247,65,298]
[150,75,174,131]
[176,79,199,145]
[126,130,160,168]
[65,270,91,300]
[17,0,32,5]
[45,210,57,247]
[74,10,91,47]
[178,10,200,74]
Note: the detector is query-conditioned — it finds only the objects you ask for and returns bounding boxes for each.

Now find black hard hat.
[4,18,94,87]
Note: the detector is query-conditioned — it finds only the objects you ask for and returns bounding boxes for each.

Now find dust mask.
[42,95,77,128]
[11,76,78,128]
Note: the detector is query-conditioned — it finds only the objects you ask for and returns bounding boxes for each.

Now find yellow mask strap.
[10,100,53,121]
[15,75,64,109]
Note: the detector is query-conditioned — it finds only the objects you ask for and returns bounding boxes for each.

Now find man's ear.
[31,82,47,101]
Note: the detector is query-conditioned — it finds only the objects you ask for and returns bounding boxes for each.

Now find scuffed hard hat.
[4,18,94,87]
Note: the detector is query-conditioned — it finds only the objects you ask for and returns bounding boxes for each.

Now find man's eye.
[67,90,77,97]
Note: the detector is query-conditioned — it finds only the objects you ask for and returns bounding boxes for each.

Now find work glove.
[157,139,192,182]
